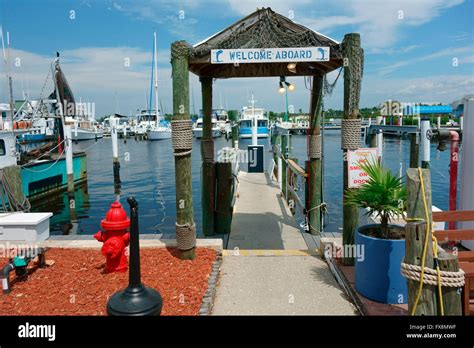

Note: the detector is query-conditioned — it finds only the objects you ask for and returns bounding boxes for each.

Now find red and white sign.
[348,148,378,188]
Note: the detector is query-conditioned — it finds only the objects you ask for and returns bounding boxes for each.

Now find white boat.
[66,117,103,141]
[238,104,269,139]
[213,108,229,134]
[193,118,221,138]
[148,123,171,140]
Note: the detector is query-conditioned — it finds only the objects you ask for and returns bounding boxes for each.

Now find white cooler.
[0,212,53,241]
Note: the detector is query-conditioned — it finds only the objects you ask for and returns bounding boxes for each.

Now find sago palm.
[345,160,406,239]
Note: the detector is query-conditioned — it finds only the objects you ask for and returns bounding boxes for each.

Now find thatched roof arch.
[188,7,343,78]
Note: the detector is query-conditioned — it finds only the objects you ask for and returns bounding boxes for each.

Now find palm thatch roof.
[188,7,343,78]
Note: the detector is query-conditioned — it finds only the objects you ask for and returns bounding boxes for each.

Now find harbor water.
[31,133,462,236]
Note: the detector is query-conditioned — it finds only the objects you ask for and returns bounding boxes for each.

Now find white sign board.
[348,148,378,188]
[210,47,330,64]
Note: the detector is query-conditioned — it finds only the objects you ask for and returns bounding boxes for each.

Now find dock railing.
[271,126,309,229]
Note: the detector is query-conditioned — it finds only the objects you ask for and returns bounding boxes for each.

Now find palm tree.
[345,160,406,239]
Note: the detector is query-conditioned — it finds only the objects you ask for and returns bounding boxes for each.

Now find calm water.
[31,132,462,236]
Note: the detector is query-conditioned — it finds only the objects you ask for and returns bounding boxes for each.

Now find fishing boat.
[213,108,229,134]
[0,130,87,202]
[238,103,269,139]
[193,117,221,138]
[146,32,171,141]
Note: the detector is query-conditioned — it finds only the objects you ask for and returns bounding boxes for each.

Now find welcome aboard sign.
[210,47,330,64]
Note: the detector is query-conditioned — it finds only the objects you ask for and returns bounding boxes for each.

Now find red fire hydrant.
[94,201,130,273]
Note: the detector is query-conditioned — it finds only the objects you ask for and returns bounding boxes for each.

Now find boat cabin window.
[0,139,5,156]
[240,120,251,128]
[257,120,268,127]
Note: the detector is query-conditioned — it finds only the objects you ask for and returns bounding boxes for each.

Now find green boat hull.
[21,152,87,199]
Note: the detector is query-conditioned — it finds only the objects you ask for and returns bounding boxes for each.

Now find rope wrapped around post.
[308,134,321,159]
[175,222,196,250]
[201,138,214,163]
[171,119,193,157]
[341,118,361,150]
[401,262,465,287]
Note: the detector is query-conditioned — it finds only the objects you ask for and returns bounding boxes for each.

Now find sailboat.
[147,32,171,141]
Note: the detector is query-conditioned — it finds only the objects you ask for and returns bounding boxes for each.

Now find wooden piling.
[409,132,420,168]
[308,75,323,235]
[215,162,232,234]
[405,168,437,315]
[437,252,462,315]
[64,125,74,194]
[200,76,215,236]
[110,117,121,188]
[342,33,363,265]
[171,41,195,260]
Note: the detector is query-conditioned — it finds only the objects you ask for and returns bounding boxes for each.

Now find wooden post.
[342,33,363,265]
[409,132,420,168]
[405,168,437,315]
[200,76,215,236]
[171,41,195,260]
[437,252,462,315]
[2,165,26,211]
[215,162,232,234]
[281,132,288,200]
[308,75,323,235]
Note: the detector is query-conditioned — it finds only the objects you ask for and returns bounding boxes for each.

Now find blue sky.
[1,0,473,117]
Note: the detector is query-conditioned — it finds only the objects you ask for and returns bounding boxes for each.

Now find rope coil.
[308,134,321,159]
[401,262,465,287]
[175,222,196,250]
[341,118,361,150]
[171,120,193,157]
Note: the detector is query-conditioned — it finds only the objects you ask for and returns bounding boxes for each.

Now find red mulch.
[0,248,216,316]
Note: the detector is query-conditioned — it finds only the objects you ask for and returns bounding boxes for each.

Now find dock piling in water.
[110,117,121,189]
[64,125,74,195]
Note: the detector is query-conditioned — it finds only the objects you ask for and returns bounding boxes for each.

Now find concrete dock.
[212,171,356,315]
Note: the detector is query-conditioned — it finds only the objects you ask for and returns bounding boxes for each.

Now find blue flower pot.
[354,224,407,304]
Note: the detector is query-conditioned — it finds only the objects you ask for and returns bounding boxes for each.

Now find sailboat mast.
[1,27,15,128]
[154,31,159,122]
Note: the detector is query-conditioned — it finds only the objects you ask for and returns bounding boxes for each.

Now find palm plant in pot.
[345,160,407,304]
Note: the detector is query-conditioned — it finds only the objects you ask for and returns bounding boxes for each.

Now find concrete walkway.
[228,171,307,250]
[212,171,356,315]
[212,251,356,315]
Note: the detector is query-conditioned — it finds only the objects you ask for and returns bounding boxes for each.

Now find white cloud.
[377,45,474,75]
[301,0,465,50]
